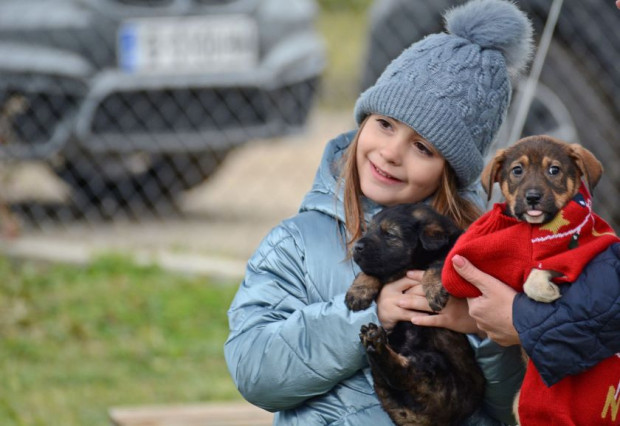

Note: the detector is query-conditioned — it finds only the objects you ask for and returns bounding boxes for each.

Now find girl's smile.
[357,115,445,206]
[369,160,403,184]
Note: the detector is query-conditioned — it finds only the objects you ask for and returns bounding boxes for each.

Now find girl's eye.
[512,165,523,176]
[548,165,560,175]
[413,141,433,156]
[376,118,392,130]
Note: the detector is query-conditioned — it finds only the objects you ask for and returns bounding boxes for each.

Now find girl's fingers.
[379,305,427,330]
[411,313,443,327]
[384,272,423,295]
[385,277,415,293]
[402,286,425,297]
[406,270,425,282]
[398,293,432,312]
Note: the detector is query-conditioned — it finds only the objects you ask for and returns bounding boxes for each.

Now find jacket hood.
[299,130,383,223]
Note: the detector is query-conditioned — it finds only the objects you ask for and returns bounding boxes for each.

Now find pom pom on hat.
[445,0,533,78]
[354,0,534,188]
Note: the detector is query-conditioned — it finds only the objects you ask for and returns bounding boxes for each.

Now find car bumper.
[0,32,325,158]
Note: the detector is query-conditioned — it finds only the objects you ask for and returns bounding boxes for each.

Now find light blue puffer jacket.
[224,130,525,425]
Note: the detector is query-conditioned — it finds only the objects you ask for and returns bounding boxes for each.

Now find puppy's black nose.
[525,189,542,205]
[354,240,365,254]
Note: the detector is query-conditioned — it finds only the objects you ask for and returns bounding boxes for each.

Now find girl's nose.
[379,138,405,165]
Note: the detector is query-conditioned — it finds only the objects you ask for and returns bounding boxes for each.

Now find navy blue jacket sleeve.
[513,243,620,386]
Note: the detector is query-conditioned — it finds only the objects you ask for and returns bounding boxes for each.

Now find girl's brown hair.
[340,117,482,253]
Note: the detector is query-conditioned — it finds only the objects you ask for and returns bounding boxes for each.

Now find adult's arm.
[453,244,620,387]
[514,243,620,386]
[224,223,376,412]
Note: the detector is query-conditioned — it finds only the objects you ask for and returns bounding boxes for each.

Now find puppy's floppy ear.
[568,144,603,192]
[420,222,449,251]
[480,149,506,201]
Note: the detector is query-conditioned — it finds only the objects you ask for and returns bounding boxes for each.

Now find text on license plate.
[118,15,258,74]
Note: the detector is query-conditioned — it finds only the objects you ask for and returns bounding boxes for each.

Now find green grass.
[0,254,241,426]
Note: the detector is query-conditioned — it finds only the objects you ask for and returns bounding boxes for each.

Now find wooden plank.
[109,402,274,426]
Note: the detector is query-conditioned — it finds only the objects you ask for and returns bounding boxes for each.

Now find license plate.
[118,15,258,74]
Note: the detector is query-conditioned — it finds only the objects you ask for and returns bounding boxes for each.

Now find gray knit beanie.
[354,0,534,188]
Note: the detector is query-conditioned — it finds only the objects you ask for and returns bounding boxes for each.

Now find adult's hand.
[452,255,521,346]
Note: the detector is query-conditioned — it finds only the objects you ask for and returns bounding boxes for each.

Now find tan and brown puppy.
[471,135,618,423]
[443,135,619,424]
[481,135,603,302]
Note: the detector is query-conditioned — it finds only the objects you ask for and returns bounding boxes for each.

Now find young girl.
[225,0,531,424]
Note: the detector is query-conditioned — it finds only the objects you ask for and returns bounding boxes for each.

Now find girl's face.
[356,114,445,206]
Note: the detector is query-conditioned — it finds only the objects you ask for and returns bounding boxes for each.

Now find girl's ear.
[568,143,603,192]
[480,149,506,201]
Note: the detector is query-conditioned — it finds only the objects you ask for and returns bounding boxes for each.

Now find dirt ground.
[1,110,356,278]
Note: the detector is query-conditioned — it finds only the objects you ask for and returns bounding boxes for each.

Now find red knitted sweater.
[442,184,618,297]
[441,183,620,425]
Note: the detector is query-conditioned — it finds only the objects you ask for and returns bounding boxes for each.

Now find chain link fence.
[0,0,619,238]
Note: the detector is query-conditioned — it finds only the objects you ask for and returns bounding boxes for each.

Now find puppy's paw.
[345,288,375,311]
[345,273,382,311]
[421,264,449,311]
[427,285,449,312]
[523,268,561,303]
[359,323,386,353]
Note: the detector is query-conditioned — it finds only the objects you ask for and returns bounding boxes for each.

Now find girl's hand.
[403,272,481,335]
[377,270,480,335]
[376,271,430,331]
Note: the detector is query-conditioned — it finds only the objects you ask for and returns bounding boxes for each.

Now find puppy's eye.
[511,165,523,176]
[386,230,399,239]
[382,228,401,240]
[548,165,560,175]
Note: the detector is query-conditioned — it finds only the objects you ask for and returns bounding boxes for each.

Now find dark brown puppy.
[481,134,603,302]
[345,203,485,426]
